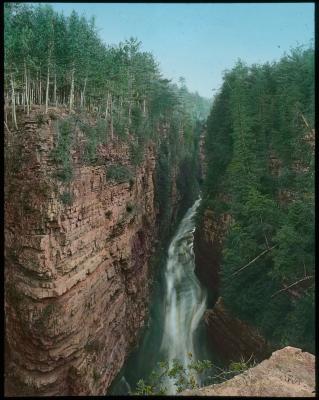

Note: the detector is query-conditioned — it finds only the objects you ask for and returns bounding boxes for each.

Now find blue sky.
[47,3,314,98]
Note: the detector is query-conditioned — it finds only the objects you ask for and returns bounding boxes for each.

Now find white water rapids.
[160,198,207,393]
[110,198,209,395]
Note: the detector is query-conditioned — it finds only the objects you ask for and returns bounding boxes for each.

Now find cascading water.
[110,198,210,395]
[160,198,207,393]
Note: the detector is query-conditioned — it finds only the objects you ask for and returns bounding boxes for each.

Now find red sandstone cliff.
[4,109,169,395]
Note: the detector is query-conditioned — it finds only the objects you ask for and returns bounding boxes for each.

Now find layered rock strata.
[5,111,158,395]
[182,346,316,397]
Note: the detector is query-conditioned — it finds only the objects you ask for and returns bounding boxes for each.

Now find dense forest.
[4,3,210,234]
[201,46,315,353]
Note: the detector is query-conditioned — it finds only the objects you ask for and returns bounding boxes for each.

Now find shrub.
[126,202,134,213]
[51,119,73,182]
[114,118,128,139]
[133,354,254,395]
[93,368,101,382]
[105,210,113,219]
[36,113,46,127]
[130,141,144,166]
[106,165,133,183]
[85,339,102,353]
[34,303,57,332]
[48,111,57,120]
[60,191,74,206]
[81,118,107,164]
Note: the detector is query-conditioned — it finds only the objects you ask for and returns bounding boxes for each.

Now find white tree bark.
[69,67,75,111]
[10,73,18,129]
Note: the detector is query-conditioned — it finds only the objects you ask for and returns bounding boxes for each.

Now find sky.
[47,2,314,99]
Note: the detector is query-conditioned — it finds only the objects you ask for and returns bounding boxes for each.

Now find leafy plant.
[106,165,133,183]
[130,141,144,166]
[132,353,255,395]
[51,119,73,182]
[60,191,74,206]
[36,113,46,127]
[126,202,135,213]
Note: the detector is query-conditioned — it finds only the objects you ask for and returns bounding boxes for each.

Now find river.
[110,198,211,395]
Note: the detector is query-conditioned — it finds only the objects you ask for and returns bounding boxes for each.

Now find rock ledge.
[182,347,315,397]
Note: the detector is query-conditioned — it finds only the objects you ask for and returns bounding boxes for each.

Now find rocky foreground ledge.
[182,347,315,397]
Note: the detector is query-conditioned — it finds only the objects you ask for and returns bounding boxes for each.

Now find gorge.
[4,3,315,397]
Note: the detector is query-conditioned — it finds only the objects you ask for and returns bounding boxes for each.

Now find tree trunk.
[80,76,87,108]
[24,62,29,115]
[128,100,132,126]
[105,91,110,120]
[45,63,50,113]
[39,67,42,106]
[69,66,75,112]
[10,73,18,130]
[5,94,8,124]
[110,94,113,140]
[143,98,146,116]
[54,72,57,107]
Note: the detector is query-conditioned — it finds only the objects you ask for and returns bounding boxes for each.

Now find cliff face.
[182,347,316,397]
[194,209,230,306]
[204,298,272,363]
[194,207,271,363]
[4,111,166,395]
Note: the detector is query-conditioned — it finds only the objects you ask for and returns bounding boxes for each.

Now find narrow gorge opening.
[110,198,213,395]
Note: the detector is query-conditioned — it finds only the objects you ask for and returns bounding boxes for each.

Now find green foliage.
[60,191,74,206]
[132,354,212,395]
[85,339,102,353]
[6,282,24,308]
[176,152,200,218]
[129,141,144,166]
[93,367,101,382]
[79,118,107,164]
[51,119,73,182]
[48,111,58,120]
[36,113,46,127]
[105,210,113,219]
[106,165,133,183]
[126,202,135,213]
[201,46,314,353]
[34,303,57,332]
[132,354,255,395]
[154,142,172,238]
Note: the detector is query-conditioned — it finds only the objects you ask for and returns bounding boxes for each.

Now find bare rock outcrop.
[4,111,160,396]
[182,346,316,397]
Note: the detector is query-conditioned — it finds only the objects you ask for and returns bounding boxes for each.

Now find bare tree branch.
[4,121,12,135]
[271,275,313,298]
[231,245,277,277]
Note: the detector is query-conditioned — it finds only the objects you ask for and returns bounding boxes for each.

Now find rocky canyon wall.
[4,109,176,396]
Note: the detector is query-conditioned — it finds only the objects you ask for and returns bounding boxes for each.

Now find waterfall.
[109,198,208,395]
[160,198,207,393]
